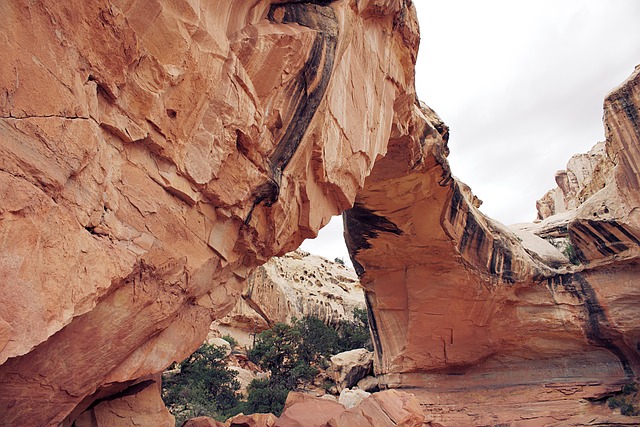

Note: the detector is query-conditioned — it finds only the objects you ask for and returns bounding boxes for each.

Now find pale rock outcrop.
[329,348,373,392]
[337,388,370,409]
[537,141,613,219]
[0,1,420,425]
[213,251,364,336]
[228,365,257,397]
[208,337,232,357]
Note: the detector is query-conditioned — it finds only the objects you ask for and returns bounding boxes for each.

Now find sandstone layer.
[344,66,640,424]
[0,1,419,425]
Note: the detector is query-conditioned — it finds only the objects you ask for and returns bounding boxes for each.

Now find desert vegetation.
[162,308,372,423]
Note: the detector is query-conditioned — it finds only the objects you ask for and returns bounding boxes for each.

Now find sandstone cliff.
[345,65,640,425]
[213,251,364,343]
[0,1,419,425]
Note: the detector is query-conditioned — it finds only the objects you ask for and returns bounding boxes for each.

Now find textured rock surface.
[274,390,423,427]
[72,374,174,427]
[536,141,613,219]
[329,348,373,392]
[212,251,364,343]
[345,66,640,425]
[227,413,277,427]
[275,392,346,427]
[0,0,419,425]
[182,417,225,427]
[337,388,370,409]
[2,0,639,425]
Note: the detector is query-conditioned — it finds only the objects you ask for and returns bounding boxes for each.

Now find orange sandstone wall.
[0,1,419,425]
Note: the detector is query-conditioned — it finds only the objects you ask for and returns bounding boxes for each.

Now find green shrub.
[243,378,290,416]
[245,310,373,415]
[607,381,640,416]
[221,334,238,348]
[562,242,581,265]
[162,344,241,424]
[164,310,374,422]
[336,307,373,352]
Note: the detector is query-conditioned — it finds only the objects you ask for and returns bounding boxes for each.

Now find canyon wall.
[0,1,419,425]
[213,251,364,337]
[345,66,640,424]
[1,0,639,424]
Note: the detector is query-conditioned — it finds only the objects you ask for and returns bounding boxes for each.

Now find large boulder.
[274,390,424,427]
[329,348,373,391]
[274,392,345,427]
[356,375,379,392]
[181,417,225,427]
[329,390,424,427]
[338,388,370,409]
[228,413,277,427]
[207,337,232,357]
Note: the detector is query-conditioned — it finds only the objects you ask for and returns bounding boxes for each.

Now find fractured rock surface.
[0,0,419,425]
[1,0,639,425]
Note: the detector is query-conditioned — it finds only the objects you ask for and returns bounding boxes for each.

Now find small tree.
[162,344,240,424]
[295,316,339,366]
[336,307,373,352]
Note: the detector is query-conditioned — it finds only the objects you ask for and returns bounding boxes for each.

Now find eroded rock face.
[213,251,364,338]
[0,0,419,425]
[536,141,613,219]
[345,66,640,424]
[329,348,373,392]
[72,374,174,427]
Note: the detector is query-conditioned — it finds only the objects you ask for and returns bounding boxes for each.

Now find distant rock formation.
[536,141,613,219]
[212,251,364,343]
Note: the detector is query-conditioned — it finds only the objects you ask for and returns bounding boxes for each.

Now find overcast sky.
[300,0,640,267]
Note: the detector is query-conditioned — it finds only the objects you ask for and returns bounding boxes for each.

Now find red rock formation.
[0,0,419,425]
[2,0,639,424]
[274,390,424,427]
[72,374,174,427]
[345,66,640,424]
[182,417,226,427]
[227,413,277,427]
